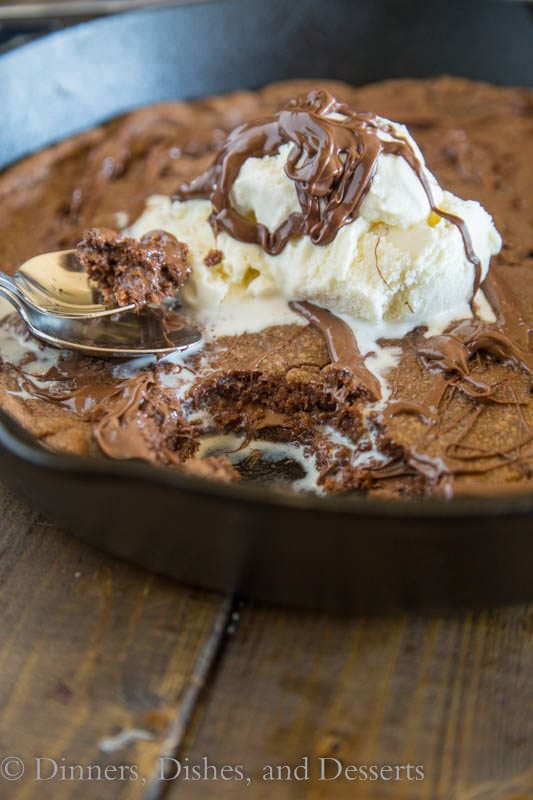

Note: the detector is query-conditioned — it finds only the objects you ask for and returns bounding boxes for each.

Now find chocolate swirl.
[289,300,382,401]
[176,89,481,295]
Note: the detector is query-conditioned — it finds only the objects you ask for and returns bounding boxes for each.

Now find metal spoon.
[0,250,202,358]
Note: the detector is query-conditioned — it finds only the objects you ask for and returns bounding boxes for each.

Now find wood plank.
[0,482,231,800]
[170,605,533,799]
[2,475,532,800]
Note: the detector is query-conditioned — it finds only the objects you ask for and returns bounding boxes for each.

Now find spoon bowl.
[13,249,136,318]
[0,249,202,357]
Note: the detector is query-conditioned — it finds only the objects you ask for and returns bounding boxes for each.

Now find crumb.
[76,228,191,309]
[204,249,224,267]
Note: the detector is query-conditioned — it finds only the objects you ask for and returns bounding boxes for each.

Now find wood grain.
[173,605,533,799]
[0,483,230,800]
[1,478,532,800]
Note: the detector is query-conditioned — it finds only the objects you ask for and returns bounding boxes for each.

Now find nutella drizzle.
[289,300,381,401]
[372,266,533,493]
[176,89,482,296]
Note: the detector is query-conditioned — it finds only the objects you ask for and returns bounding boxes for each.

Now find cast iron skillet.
[0,0,532,612]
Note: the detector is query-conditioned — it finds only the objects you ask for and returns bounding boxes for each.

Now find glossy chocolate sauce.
[289,300,382,401]
[372,265,533,494]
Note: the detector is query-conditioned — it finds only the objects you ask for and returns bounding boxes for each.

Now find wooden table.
[0,480,531,799]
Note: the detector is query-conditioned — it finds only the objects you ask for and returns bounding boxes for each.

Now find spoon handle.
[0,271,23,298]
[0,274,31,326]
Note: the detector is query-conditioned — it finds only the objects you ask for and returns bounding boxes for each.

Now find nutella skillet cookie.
[0,77,531,498]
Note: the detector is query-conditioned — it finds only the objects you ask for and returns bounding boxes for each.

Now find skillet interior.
[0,0,531,611]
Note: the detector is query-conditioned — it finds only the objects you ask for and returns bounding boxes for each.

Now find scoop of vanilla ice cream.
[128,119,501,325]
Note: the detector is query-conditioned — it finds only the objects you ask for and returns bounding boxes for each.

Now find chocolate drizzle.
[372,267,533,494]
[289,300,381,401]
[418,269,533,380]
[176,89,481,296]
